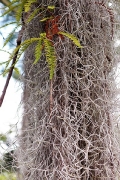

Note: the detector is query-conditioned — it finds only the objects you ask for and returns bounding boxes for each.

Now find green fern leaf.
[0,49,11,55]
[15,1,26,22]
[0,22,17,29]
[3,59,13,72]
[22,38,41,45]
[24,0,36,12]
[27,8,40,23]
[8,38,40,65]
[15,40,33,62]
[40,33,46,38]
[40,16,53,22]
[1,4,18,17]
[4,45,21,73]
[47,5,55,10]
[3,27,17,47]
[8,45,20,62]
[0,60,11,66]
[34,39,44,64]
[58,31,83,48]
[43,38,56,79]
[2,68,10,77]
[3,23,21,47]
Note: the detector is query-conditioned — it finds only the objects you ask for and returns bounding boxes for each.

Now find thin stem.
[0,25,25,107]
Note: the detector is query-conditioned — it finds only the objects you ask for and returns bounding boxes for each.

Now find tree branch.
[0,25,25,107]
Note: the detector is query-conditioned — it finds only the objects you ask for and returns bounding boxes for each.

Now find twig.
[0,25,25,107]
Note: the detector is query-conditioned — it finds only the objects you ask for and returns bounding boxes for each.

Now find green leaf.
[3,28,16,47]
[40,16,53,22]
[27,8,40,23]
[0,60,11,66]
[0,4,18,17]
[40,33,46,38]
[58,31,83,48]
[34,39,44,64]
[0,22,17,29]
[7,45,20,65]
[43,37,56,79]
[0,134,7,142]
[8,38,40,64]
[24,0,36,12]
[2,68,10,77]
[47,5,55,10]
[0,172,17,180]
[15,1,26,22]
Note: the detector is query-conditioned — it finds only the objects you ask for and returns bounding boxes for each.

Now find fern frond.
[0,0,26,22]
[40,33,46,38]
[15,39,38,62]
[2,68,10,77]
[4,44,28,74]
[3,27,17,47]
[1,4,18,17]
[3,58,14,72]
[8,38,40,65]
[2,66,20,78]
[0,49,11,55]
[5,45,20,71]
[58,31,83,48]
[40,16,53,22]
[34,39,44,64]
[47,5,55,10]
[0,60,11,66]
[21,38,41,46]
[0,22,17,29]
[15,1,26,22]
[43,38,56,79]
[24,0,36,12]
[27,8,40,23]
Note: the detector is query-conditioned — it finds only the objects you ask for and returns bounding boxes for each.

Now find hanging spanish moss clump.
[17,0,120,179]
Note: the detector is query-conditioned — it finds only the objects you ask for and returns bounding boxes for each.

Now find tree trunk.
[18,0,119,179]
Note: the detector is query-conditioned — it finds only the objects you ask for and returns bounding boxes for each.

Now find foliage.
[0,0,82,80]
[0,173,16,180]
[0,128,17,173]
[0,134,7,142]
[2,150,14,172]
[24,0,37,12]
[58,31,83,48]
[43,34,56,79]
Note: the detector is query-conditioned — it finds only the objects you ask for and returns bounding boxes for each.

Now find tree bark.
[18,1,120,179]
